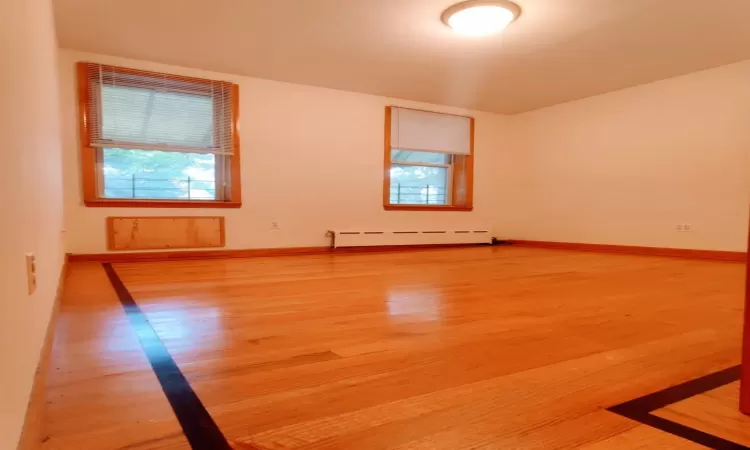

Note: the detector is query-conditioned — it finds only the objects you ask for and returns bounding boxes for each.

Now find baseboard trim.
[17,255,68,450]
[68,246,331,262]
[509,240,746,262]
[67,243,486,263]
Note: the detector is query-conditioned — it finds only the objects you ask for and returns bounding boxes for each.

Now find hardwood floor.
[41,246,747,449]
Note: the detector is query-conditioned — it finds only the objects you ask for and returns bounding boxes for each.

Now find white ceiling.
[54,0,750,114]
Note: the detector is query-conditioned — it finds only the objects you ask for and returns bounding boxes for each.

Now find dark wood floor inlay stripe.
[103,263,231,450]
[608,365,748,449]
[610,365,741,414]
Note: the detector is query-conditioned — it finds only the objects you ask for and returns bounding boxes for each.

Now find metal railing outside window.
[389,184,447,205]
[103,176,216,200]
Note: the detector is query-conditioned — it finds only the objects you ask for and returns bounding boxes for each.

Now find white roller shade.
[391,107,471,155]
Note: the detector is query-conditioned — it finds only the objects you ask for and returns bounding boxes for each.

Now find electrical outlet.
[25,253,37,295]
[683,224,692,232]
[271,222,280,230]
[676,224,684,232]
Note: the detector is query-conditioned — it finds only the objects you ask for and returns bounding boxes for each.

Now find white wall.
[59,51,750,254]
[59,50,514,254]
[0,0,65,447]
[508,60,750,251]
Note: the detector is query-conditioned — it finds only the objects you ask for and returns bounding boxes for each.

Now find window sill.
[384,205,473,212]
[84,199,242,209]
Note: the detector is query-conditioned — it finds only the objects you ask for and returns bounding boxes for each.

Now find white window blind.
[83,63,235,155]
[391,107,471,155]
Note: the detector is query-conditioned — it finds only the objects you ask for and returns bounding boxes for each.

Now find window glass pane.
[390,165,449,205]
[391,149,450,165]
[102,148,217,200]
[101,86,213,148]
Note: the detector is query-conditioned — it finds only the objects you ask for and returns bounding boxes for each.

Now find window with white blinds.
[83,63,234,155]
[78,62,241,206]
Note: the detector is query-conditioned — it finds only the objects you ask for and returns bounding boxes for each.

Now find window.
[390,150,451,205]
[77,62,241,207]
[384,106,474,211]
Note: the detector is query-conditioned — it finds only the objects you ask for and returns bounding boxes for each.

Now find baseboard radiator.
[330,229,491,248]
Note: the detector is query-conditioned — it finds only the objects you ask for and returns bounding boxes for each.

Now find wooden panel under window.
[107,217,225,251]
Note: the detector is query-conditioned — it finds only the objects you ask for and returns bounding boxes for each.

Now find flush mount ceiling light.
[441,0,521,37]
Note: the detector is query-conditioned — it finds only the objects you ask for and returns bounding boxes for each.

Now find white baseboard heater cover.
[330,229,491,248]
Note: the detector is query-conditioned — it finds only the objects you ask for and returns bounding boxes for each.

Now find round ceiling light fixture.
[441,0,521,37]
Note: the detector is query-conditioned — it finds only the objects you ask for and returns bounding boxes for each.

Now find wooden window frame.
[383,106,474,212]
[77,62,242,208]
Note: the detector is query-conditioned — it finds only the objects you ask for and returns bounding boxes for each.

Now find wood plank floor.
[41,246,747,449]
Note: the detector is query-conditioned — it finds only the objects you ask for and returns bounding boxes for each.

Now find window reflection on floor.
[106,302,223,354]
[150,305,222,341]
[386,289,443,322]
